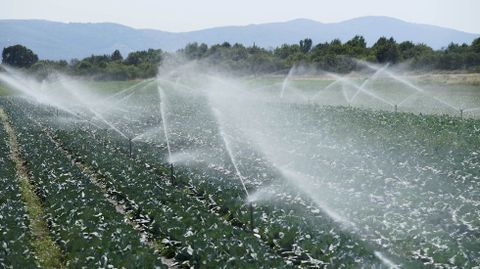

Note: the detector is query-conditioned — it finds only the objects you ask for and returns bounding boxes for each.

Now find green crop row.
[53,128,291,268]
[3,103,166,268]
[44,109,381,267]
[0,119,37,268]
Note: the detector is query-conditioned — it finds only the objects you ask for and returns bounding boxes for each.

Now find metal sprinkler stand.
[460,109,464,119]
[394,104,398,113]
[128,138,133,158]
[249,202,254,232]
[170,163,175,185]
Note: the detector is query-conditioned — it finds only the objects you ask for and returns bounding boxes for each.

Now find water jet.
[210,106,255,231]
[280,65,296,99]
[157,84,172,163]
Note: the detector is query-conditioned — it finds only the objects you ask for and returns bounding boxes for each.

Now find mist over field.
[1,2,480,268]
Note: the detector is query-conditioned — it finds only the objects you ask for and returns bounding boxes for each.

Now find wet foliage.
[0,119,37,268]
[3,100,166,268]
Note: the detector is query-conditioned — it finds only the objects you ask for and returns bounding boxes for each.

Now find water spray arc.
[356,60,462,113]
[349,63,390,104]
[0,68,78,117]
[157,85,172,161]
[2,62,479,268]
[210,107,255,231]
[157,83,175,184]
[328,73,394,107]
[280,65,296,99]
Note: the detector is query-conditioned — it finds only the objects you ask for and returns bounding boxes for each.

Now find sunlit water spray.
[349,63,390,103]
[357,60,461,112]
[90,108,128,139]
[131,126,163,142]
[279,167,357,229]
[328,73,394,106]
[310,79,343,101]
[168,150,203,165]
[56,77,129,139]
[211,107,249,197]
[2,62,479,268]
[103,79,155,102]
[157,84,172,163]
[374,251,401,269]
[280,65,296,98]
[0,67,78,116]
[246,186,277,204]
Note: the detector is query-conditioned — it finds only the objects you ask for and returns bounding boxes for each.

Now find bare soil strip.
[0,108,64,268]
[41,127,178,268]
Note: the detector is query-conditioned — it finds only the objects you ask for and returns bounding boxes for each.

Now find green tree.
[30,60,68,79]
[221,42,231,48]
[446,43,470,54]
[399,42,433,60]
[398,41,415,59]
[310,42,329,58]
[344,35,367,57]
[182,43,208,60]
[125,49,163,65]
[472,37,480,53]
[328,39,346,55]
[299,38,312,54]
[229,43,248,61]
[274,44,300,59]
[2,44,39,68]
[372,37,400,63]
[111,49,123,61]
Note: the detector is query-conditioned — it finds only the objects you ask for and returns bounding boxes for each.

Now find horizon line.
[0,16,479,35]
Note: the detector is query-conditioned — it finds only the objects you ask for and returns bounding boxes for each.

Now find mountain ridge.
[1,17,478,60]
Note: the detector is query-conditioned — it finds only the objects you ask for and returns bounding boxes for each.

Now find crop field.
[0,64,479,269]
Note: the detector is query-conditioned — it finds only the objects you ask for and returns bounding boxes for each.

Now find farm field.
[0,64,479,269]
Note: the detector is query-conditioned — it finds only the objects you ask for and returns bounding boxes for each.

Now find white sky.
[0,0,479,33]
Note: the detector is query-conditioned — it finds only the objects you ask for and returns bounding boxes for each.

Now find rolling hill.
[0,16,478,60]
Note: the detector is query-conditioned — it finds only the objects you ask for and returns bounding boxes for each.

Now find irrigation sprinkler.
[169,163,175,185]
[394,104,398,113]
[128,138,133,158]
[459,108,464,119]
[249,202,254,232]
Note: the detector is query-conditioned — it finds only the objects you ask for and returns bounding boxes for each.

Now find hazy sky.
[1,0,479,33]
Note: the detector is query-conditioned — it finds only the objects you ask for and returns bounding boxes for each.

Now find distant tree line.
[1,46,163,80]
[181,36,480,74]
[2,36,480,80]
